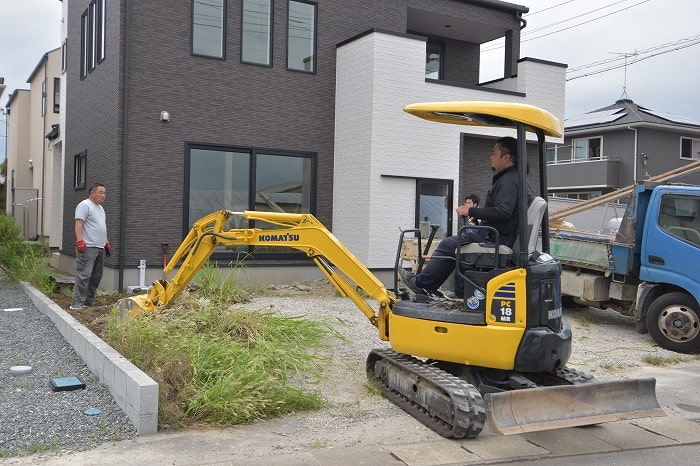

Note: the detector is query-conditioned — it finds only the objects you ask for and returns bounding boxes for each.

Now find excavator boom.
[118,211,394,339]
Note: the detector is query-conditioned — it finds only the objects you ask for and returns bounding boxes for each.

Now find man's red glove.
[105,241,112,257]
[76,240,86,253]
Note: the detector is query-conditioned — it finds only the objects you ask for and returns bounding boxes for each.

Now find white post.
[138,260,147,288]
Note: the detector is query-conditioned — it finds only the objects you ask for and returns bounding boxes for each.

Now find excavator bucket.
[484,377,664,435]
[116,294,152,321]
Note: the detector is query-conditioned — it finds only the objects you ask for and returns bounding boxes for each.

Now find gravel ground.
[0,269,137,457]
[1,269,696,461]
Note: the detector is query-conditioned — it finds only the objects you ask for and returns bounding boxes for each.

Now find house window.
[192,0,226,58]
[97,0,106,63]
[242,0,273,66]
[61,39,67,72]
[53,78,60,113]
[546,144,560,164]
[572,136,601,162]
[74,151,87,189]
[681,137,700,160]
[89,1,97,71]
[187,144,316,258]
[425,40,443,80]
[80,9,89,78]
[41,80,47,116]
[416,179,453,239]
[287,0,316,72]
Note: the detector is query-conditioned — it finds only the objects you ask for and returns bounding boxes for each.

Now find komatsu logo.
[259,233,300,242]
[548,306,562,320]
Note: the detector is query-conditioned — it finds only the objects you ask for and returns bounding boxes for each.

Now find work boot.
[399,268,425,295]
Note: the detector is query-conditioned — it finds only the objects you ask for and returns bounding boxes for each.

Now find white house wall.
[334,31,565,269]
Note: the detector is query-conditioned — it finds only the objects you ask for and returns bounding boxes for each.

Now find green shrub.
[0,213,21,244]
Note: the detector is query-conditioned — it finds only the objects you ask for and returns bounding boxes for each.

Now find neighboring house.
[3,49,62,242]
[56,0,565,291]
[547,99,700,200]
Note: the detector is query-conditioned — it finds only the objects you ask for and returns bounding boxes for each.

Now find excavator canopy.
[403,101,563,138]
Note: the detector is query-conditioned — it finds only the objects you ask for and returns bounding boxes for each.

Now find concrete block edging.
[21,282,158,435]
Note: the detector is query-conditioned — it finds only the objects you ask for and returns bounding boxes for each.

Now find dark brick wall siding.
[63,0,123,260]
[64,0,523,268]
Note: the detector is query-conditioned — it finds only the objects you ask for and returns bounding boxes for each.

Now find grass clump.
[641,354,688,366]
[106,299,333,429]
[0,214,57,295]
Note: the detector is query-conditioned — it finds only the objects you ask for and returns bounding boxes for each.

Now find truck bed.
[542,231,634,275]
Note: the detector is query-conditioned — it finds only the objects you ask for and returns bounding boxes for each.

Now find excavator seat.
[459,196,547,271]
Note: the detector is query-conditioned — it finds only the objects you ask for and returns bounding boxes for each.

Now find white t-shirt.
[75,199,107,248]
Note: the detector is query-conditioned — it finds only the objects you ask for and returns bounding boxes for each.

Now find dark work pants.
[72,247,104,307]
[414,235,466,297]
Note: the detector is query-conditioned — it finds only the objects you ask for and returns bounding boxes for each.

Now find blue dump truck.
[551,181,700,354]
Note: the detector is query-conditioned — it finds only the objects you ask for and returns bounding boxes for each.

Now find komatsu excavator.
[119,101,664,438]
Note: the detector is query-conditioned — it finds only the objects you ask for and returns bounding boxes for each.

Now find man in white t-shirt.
[71,183,111,310]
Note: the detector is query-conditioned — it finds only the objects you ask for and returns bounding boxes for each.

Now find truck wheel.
[646,292,700,354]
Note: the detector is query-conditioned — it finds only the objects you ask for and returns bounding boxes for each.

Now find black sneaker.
[399,268,425,295]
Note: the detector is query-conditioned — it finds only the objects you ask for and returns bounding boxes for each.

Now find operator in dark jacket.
[402,136,528,299]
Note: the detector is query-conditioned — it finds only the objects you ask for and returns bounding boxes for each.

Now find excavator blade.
[484,377,665,435]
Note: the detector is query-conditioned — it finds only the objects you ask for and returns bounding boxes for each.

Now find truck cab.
[636,183,700,353]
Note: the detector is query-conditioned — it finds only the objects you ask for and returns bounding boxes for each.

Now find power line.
[525,0,578,17]
[567,35,700,72]
[566,39,700,81]
[482,0,650,52]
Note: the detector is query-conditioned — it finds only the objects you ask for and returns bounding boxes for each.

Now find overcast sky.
[1,0,699,160]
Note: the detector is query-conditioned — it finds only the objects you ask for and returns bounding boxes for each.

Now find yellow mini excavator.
[119,101,664,438]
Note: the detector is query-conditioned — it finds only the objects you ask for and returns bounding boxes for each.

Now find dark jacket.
[468,165,529,247]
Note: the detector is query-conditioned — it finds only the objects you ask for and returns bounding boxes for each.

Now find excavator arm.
[118,210,394,340]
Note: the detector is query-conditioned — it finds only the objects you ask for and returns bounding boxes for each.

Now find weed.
[364,378,383,396]
[25,443,58,454]
[642,354,687,366]
[105,297,335,428]
[305,440,328,449]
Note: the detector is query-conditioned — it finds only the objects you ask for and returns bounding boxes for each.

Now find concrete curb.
[21,282,159,435]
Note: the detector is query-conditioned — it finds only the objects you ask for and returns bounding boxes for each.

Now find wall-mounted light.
[160,111,170,122]
[28,159,33,168]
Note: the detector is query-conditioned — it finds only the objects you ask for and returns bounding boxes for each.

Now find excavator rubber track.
[366,349,486,439]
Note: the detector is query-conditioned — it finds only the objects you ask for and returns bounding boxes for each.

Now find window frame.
[74,151,87,190]
[191,0,227,60]
[425,39,444,80]
[241,0,274,67]
[286,0,317,73]
[41,79,47,116]
[80,9,89,79]
[97,0,106,63]
[680,136,700,160]
[184,142,317,261]
[88,0,97,72]
[53,77,60,114]
[61,39,67,73]
[571,136,602,162]
[415,178,454,238]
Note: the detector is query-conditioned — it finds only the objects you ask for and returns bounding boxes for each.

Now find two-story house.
[3,49,62,242]
[547,98,700,201]
[56,0,566,291]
